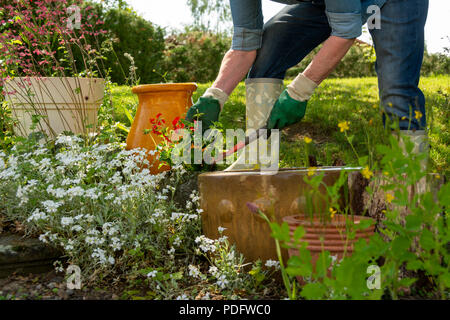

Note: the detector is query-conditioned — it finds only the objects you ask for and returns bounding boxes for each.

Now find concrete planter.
[199,167,362,262]
[4,77,104,137]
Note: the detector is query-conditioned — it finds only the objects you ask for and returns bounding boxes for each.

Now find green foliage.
[186,0,232,34]
[162,28,230,83]
[286,42,377,79]
[0,100,16,151]
[263,129,449,300]
[286,42,450,79]
[421,51,450,76]
[83,1,166,85]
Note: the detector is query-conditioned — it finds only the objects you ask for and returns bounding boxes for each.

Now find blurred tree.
[186,0,232,34]
[163,27,230,83]
[85,1,166,85]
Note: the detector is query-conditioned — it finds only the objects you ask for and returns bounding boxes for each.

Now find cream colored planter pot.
[4,77,104,137]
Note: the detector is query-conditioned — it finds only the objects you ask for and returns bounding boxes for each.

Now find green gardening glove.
[185,96,221,131]
[267,89,308,130]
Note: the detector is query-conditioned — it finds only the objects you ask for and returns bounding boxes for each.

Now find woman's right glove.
[267,73,318,130]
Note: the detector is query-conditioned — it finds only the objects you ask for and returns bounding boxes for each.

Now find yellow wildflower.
[381,210,387,215]
[386,193,395,204]
[304,137,312,144]
[383,171,389,176]
[329,207,337,219]
[338,121,350,133]
[307,167,317,177]
[361,166,373,180]
[415,111,423,120]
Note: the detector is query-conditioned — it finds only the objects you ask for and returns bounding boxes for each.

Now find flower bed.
[0,133,281,299]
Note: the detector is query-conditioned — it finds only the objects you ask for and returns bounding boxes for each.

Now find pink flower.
[246,202,260,215]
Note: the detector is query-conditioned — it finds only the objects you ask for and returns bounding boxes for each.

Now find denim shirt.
[230,0,386,50]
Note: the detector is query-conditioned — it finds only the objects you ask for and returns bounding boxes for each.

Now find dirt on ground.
[0,270,125,300]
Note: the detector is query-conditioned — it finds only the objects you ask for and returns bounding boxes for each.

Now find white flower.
[39,232,49,243]
[208,266,219,277]
[27,179,38,187]
[195,235,217,253]
[42,200,63,213]
[39,158,51,170]
[201,292,211,300]
[53,188,67,198]
[173,236,182,247]
[92,248,107,264]
[55,134,82,146]
[171,212,183,221]
[147,270,158,278]
[49,233,58,242]
[61,217,74,227]
[85,188,99,200]
[67,186,84,198]
[188,265,202,279]
[87,228,100,235]
[168,247,175,255]
[85,236,96,245]
[71,225,82,232]
[189,191,200,203]
[265,260,280,269]
[108,256,115,265]
[104,193,115,200]
[27,209,48,222]
[64,240,75,251]
[110,237,122,251]
[109,172,122,184]
[218,226,227,233]
[95,237,105,245]
[156,194,168,201]
[61,178,80,186]
[16,186,29,205]
[176,294,189,300]
[102,222,118,236]
[216,275,229,289]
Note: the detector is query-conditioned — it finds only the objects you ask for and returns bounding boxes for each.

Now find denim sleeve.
[324,0,362,39]
[229,0,264,51]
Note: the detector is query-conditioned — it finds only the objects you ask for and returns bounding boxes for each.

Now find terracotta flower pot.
[283,214,375,282]
[126,83,197,174]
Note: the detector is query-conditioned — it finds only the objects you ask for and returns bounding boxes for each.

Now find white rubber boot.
[224,78,283,171]
[397,130,429,172]
[396,129,429,197]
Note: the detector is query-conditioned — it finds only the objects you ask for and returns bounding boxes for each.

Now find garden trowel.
[211,126,271,165]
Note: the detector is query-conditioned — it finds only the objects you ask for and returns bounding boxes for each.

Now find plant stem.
[257,209,294,300]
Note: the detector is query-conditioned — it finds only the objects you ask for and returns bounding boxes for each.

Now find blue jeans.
[249,0,429,130]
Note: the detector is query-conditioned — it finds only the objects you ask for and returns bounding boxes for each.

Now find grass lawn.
[112,76,450,177]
